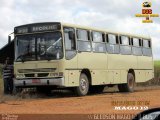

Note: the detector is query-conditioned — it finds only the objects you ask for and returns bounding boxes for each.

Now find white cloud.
[0,0,160,59]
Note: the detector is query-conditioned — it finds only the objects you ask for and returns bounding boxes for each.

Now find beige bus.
[12,22,154,96]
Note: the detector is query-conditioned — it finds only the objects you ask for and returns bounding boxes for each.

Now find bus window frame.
[119,35,132,55]
[76,28,92,52]
[131,37,143,56]
[91,31,106,53]
[143,39,151,48]
[63,27,77,60]
[142,39,152,56]
[106,33,120,54]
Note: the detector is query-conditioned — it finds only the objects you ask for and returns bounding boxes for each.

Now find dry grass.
[154,61,160,78]
[0,79,3,95]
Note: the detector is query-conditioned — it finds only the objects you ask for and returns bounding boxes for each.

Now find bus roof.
[14,22,151,40]
[61,22,151,40]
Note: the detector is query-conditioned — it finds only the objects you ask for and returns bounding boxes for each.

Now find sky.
[0,0,160,59]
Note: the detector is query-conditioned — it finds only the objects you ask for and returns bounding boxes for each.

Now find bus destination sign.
[15,23,61,34]
[32,25,58,32]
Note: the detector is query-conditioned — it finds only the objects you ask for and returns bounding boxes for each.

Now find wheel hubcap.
[80,79,87,91]
[128,77,134,88]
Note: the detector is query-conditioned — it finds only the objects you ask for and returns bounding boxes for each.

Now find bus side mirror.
[68,31,74,40]
[8,36,11,44]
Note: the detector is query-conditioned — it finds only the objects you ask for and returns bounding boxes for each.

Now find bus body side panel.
[107,54,137,84]
[63,55,80,87]
[77,52,108,85]
[67,70,80,87]
[136,56,153,82]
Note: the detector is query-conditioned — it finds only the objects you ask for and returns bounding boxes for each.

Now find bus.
[12,22,154,96]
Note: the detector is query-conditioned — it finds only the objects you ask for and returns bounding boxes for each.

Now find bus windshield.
[15,32,63,62]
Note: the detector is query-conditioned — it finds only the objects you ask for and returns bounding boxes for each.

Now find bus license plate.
[32,79,40,83]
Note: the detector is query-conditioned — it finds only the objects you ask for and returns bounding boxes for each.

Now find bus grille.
[25,73,49,78]
[18,68,56,73]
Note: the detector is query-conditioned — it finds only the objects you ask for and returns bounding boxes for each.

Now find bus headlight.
[50,72,63,77]
[59,72,63,76]
[16,74,25,78]
[50,73,58,77]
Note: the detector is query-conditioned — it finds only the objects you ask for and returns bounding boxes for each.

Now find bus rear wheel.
[74,73,89,96]
[118,73,135,92]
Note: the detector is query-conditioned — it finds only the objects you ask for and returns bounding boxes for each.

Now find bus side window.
[142,39,152,56]
[77,29,91,52]
[92,31,103,42]
[133,38,139,46]
[132,38,142,56]
[77,29,89,41]
[92,31,106,53]
[120,36,131,55]
[106,34,119,54]
[143,39,149,48]
[63,27,76,60]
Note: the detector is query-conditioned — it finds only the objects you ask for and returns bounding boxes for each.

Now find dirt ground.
[0,86,159,116]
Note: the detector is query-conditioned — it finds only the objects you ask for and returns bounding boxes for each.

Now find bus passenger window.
[108,34,116,44]
[106,34,119,54]
[142,39,152,56]
[121,36,129,45]
[64,27,76,60]
[133,38,139,47]
[77,29,91,52]
[132,38,142,56]
[92,31,103,42]
[77,29,89,41]
[120,36,131,55]
[143,40,149,48]
[92,31,106,53]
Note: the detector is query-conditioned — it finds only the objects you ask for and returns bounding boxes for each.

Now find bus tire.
[90,85,105,94]
[74,73,89,96]
[118,73,135,92]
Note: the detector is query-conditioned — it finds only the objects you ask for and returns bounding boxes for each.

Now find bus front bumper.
[14,77,65,87]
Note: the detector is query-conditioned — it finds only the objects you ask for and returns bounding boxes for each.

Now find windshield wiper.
[46,37,62,51]
[41,37,62,56]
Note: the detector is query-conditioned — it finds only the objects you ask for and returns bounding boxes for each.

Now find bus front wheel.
[74,73,89,96]
[118,73,135,92]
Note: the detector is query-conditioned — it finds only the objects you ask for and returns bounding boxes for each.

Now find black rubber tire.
[118,73,135,92]
[90,85,105,94]
[74,73,89,96]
